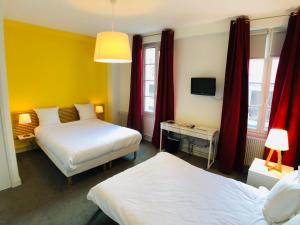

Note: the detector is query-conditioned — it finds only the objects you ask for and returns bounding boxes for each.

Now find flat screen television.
[191,77,216,96]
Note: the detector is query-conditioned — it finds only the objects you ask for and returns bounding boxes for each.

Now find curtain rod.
[143,12,298,37]
[237,11,298,22]
[249,13,295,22]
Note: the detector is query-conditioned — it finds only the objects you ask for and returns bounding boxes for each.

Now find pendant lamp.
[94,0,132,63]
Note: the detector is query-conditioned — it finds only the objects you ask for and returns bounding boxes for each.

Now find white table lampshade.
[19,113,32,124]
[265,129,289,151]
[264,128,289,172]
[95,105,104,114]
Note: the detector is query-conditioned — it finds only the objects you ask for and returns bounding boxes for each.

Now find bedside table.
[16,133,36,152]
[247,158,294,189]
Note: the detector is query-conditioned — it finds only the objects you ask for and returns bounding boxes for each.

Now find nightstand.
[16,133,36,152]
[247,158,294,189]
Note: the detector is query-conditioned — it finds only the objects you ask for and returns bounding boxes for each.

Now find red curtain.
[127,35,143,133]
[264,11,300,168]
[152,29,175,148]
[218,18,250,174]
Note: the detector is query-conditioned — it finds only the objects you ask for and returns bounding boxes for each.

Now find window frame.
[142,42,160,115]
[248,30,279,138]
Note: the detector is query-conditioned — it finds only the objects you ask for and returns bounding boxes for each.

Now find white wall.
[0,1,11,191]
[0,0,21,190]
[174,33,228,128]
[107,36,132,125]
[107,64,120,123]
[0,120,11,191]
[119,63,131,113]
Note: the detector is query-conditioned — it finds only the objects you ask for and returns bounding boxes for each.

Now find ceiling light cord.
[110,0,116,31]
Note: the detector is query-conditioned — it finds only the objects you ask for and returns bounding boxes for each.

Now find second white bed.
[35,119,142,176]
[88,152,268,225]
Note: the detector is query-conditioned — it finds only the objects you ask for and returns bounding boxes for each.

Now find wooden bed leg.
[133,152,137,160]
[67,177,72,185]
[108,161,112,168]
[103,163,107,171]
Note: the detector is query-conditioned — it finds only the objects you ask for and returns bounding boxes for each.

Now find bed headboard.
[11,105,104,139]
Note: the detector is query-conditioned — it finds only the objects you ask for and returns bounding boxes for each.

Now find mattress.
[87,152,268,225]
[35,119,142,171]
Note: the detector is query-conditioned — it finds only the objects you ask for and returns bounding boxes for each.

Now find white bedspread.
[35,119,142,170]
[87,152,268,225]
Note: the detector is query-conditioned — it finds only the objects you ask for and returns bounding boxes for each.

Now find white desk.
[160,121,219,169]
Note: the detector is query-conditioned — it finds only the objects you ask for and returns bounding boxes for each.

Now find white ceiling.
[4,0,300,36]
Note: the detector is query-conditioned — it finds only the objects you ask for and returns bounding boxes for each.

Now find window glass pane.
[145,65,155,80]
[145,48,156,64]
[267,87,274,107]
[270,57,279,83]
[249,59,265,83]
[250,90,262,106]
[264,57,279,131]
[264,107,271,131]
[144,97,154,112]
[145,81,155,97]
[248,106,259,129]
[248,84,262,129]
[248,58,264,129]
[249,83,262,105]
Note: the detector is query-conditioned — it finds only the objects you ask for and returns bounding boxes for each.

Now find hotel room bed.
[35,118,142,178]
[87,152,269,225]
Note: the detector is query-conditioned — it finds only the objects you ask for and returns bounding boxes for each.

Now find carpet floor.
[0,141,246,225]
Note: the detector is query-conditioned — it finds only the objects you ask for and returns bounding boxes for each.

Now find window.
[248,30,285,136]
[248,58,279,132]
[143,44,159,113]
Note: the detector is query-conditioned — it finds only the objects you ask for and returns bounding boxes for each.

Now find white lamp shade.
[265,128,289,151]
[94,31,132,63]
[95,105,104,113]
[19,113,32,124]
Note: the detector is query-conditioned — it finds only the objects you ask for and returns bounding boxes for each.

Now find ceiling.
[4,0,300,36]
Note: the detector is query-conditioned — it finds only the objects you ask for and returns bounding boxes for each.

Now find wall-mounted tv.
[191,77,216,96]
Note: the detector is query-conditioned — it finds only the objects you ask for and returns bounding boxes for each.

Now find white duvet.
[87,152,268,225]
[35,119,142,171]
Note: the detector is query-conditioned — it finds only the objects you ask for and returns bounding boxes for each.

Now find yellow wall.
[4,20,108,119]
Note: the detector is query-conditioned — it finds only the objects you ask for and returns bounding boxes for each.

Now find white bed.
[87,152,269,225]
[35,118,142,178]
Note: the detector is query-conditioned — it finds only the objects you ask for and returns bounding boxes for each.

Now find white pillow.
[34,107,61,127]
[74,103,96,120]
[263,171,300,224]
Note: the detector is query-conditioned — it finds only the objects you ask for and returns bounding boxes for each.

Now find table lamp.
[95,105,104,114]
[19,113,32,125]
[265,128,289,172]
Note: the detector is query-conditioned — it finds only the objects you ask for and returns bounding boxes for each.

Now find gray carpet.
[0,141,246,225]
